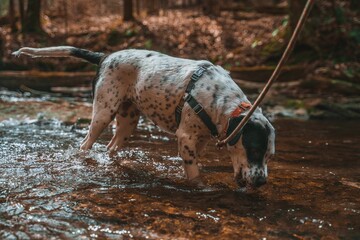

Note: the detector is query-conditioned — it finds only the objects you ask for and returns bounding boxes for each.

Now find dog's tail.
[12,46,105,65]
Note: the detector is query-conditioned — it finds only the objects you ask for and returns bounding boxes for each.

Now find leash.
[216,0,315,148]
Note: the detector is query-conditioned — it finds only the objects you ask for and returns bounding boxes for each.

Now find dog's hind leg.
[80,78,125,150]
[107,101,140,154]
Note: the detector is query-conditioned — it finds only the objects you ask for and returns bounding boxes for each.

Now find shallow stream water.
[0,116,359,239]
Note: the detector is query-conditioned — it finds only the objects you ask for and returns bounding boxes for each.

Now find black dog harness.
[175,66,219,137]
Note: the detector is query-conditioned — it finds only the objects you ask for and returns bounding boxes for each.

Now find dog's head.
[226,111,275,189]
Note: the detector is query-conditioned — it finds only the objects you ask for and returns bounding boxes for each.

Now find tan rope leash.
[216,0,315,148]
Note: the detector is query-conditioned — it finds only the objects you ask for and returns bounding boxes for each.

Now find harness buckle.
[186,66,207,92]
[175,105,183,113]
[192,66,206,78]
[193,103,203,114]
[184,94,192,102]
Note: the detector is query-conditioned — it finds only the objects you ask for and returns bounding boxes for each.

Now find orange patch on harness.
[231,102,252,118]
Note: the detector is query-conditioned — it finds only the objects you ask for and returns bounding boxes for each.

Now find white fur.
[12,46,75,58]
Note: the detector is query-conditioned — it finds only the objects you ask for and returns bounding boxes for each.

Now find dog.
[13,46,275,189]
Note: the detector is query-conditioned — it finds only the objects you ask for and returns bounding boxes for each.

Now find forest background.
[0,0,359,119]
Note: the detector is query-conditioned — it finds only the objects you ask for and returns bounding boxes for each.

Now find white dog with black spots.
[13,46,275,189]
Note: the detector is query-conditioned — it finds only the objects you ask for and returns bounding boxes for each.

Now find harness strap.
[184,94,219,137]
[175,66,219,137]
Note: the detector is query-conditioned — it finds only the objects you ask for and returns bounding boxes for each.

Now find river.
[0,114,359,239]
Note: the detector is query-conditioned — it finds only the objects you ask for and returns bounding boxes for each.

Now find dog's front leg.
[176,132,200,180]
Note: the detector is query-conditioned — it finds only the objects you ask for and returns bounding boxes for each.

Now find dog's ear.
[226,116,245,146]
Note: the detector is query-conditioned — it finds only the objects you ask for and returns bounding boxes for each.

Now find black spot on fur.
[211,84,219,107]
[223,96,229,105]
[188,150,195,158]
[146,53,153,57]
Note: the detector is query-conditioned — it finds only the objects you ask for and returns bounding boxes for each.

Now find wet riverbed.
[0,114,359,239]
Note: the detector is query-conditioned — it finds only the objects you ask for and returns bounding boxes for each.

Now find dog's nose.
[254,175,267,188]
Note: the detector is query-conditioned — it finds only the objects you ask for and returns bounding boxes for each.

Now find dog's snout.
[254,175,267,188]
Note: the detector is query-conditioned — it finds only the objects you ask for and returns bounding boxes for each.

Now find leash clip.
[215,139,224,149]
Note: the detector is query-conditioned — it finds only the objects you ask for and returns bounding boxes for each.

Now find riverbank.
[1,76,360,123]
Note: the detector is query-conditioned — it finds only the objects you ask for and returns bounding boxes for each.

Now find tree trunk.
[63,0,68,36]
[135,0,140,17]
[123,0,134,21]
[286,0,359,60]
[9,0,17,33]
[202,0,220,16]
[22,0,45,34]
[147,0,159,16]
[19,0,25,31]
[287,0,307,34]
[0,36,3,69]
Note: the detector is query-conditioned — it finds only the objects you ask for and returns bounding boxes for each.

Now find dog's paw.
[189,176,206,188]
[108,149,119,158]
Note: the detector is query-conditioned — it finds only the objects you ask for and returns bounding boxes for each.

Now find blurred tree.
[9,0,17,32]
[123,0,134,21]
[0,35,3,69]
[201,0,220,16]
[22,0,45,34]
[135,0,141,16]
[62,0,68,36]
[160,0,168,9]
[287,0,359,60]
[147,0,159,16]
[287,0,307,35]
[18,0,25,30]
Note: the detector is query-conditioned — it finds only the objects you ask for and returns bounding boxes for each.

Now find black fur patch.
[242,120,269,166]
[70,48,105,65]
